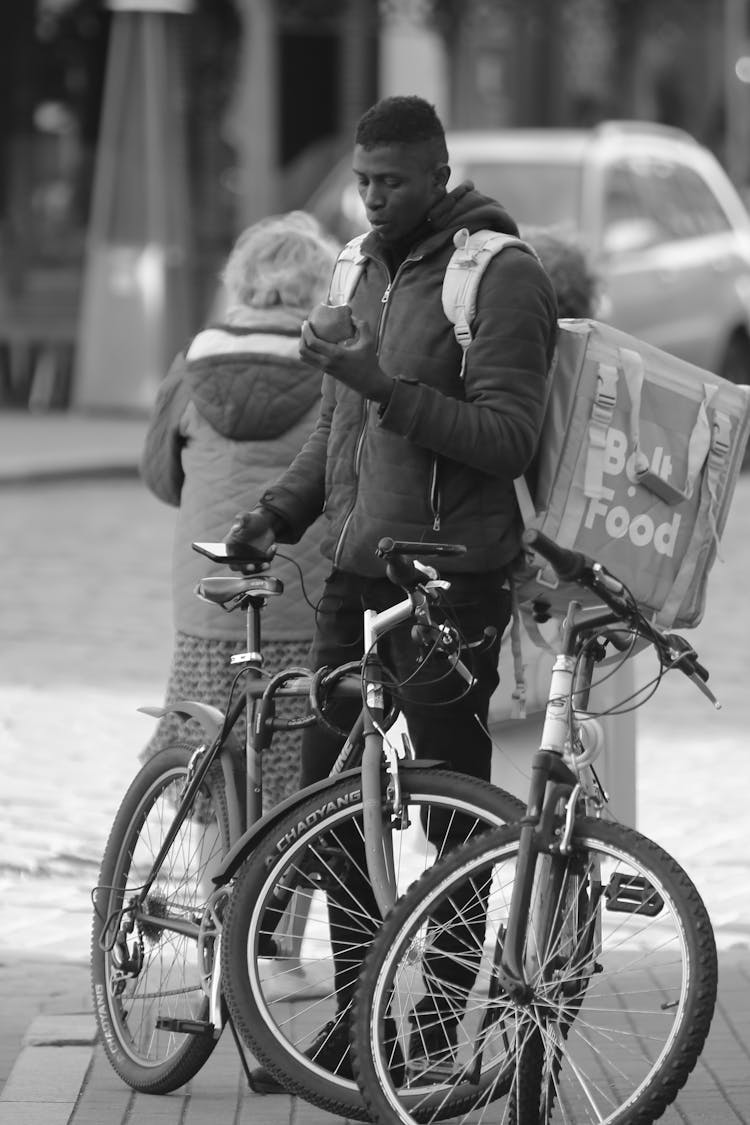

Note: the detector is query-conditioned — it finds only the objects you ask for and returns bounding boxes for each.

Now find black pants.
[301,568,512,1012]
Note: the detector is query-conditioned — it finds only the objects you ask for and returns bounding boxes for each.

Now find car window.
[624,157,732,244]
[670,165,732,236]
[602,160,666,253]
[635,159,705,241]
[459,161,582,231]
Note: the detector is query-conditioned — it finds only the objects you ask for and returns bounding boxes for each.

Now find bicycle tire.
[91,742,231,1093]
[220,769,524,1119]
[509,852,590,1125]
[354,816,717,1125]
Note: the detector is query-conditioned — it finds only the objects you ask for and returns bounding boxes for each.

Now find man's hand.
[224,508,276,561]
[300,316,394,404]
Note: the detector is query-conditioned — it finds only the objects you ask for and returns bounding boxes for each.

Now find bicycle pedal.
[155,1016,216,1037]
[605,873,664,917]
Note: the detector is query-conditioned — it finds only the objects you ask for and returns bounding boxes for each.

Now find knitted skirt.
[141,631,310,813]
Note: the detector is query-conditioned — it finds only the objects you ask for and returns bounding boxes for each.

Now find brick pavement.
[1,951,749,1124]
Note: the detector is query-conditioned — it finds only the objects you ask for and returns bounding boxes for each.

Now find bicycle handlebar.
[522,528,715,701]
[377,538,468,559]
[376,537,467,591]
[521,528,592,583]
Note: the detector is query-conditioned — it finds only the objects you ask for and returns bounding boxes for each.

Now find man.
[226,95,557,1087]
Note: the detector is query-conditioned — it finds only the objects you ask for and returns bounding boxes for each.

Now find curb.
[0,463,140,487]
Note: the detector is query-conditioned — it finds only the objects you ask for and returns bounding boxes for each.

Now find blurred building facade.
[0,0,749,411]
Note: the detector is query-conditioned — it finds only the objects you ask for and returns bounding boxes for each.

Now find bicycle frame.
[498,599,620,998]
[129,569,462,957]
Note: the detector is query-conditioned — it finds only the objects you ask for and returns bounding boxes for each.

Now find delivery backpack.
[329,229,750,716]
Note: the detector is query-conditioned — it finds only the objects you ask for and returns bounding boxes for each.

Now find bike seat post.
[244,598,264,825]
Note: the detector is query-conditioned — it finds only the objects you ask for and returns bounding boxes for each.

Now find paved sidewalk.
[0,951,748,1124]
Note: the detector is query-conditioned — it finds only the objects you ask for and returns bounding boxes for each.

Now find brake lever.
[688,672,721,710]
[414,560,439,582]
[664,634,720,709]
[424,577,451,595]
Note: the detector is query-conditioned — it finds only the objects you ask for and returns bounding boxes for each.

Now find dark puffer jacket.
[259,187,558,576]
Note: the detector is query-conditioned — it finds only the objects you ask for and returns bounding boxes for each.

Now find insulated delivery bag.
[515,317,750,629]
[497,319,750,720]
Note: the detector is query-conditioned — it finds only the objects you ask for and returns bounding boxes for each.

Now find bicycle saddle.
[195,576,284,606]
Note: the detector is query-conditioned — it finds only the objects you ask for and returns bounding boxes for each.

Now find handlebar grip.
[663,632,710,683]
[521,529,591,583]
[377,537,467,559]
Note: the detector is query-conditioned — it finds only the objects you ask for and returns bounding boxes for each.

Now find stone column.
[73,0,193,412]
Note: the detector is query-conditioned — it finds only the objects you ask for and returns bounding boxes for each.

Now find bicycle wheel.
[91,742,231,1093]
[220,769,524,1119]
[354,817,717,1125]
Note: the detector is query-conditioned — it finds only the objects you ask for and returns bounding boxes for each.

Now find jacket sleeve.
[258,375,332,542]
[378,249,557,479]
[139,351,192,506]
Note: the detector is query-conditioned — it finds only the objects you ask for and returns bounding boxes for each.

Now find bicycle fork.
[498,654,586,1001]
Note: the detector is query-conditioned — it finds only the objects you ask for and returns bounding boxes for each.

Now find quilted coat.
[258,186,558,577]
[140,307,326,640]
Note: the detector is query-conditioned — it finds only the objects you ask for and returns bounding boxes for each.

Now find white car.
[307,121,750,385]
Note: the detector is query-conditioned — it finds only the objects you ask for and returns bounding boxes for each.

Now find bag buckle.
[711,413,731,458]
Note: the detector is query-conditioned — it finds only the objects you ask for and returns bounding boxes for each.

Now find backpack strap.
[507,579,527,721]
[441,230,546,709]
[327,233,368,306]
[442,228,540,377]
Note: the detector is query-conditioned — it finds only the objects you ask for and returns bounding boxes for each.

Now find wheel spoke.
[354,818,716,1125]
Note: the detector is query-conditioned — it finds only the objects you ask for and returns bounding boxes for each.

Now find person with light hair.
[140,211,338,806]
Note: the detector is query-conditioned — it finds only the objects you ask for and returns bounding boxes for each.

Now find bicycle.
[351,527,719,1125]
[90,534,524,1116]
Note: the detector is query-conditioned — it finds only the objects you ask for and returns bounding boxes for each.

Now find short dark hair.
[355,95,449,165]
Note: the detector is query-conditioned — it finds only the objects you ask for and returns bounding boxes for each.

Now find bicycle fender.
[213,767,363,885]
[211,757,450,885]
[138,699,229,742]
[138,699,244,839]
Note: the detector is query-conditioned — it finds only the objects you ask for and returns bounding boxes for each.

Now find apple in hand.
[308,302,355,343]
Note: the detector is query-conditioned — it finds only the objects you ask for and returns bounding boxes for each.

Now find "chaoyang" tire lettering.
[264,791,361,863]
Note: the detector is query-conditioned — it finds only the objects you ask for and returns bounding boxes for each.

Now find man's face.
[352,142,448,244]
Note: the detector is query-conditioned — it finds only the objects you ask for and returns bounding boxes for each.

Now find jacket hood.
[185,325,321,441]
[362,181,519,261]
[431,181,520,240]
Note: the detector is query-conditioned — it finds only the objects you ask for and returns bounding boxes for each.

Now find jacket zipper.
[332,257,419,566]
[429,456,441,531]
[333,400,368,567]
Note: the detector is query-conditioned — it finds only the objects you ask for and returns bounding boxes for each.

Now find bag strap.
[442,231,545,710]
[620,351,718,505]
[442,228,540,377]
[507,580,527,721]
[327,234,368,306]
[656,404,732,625]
